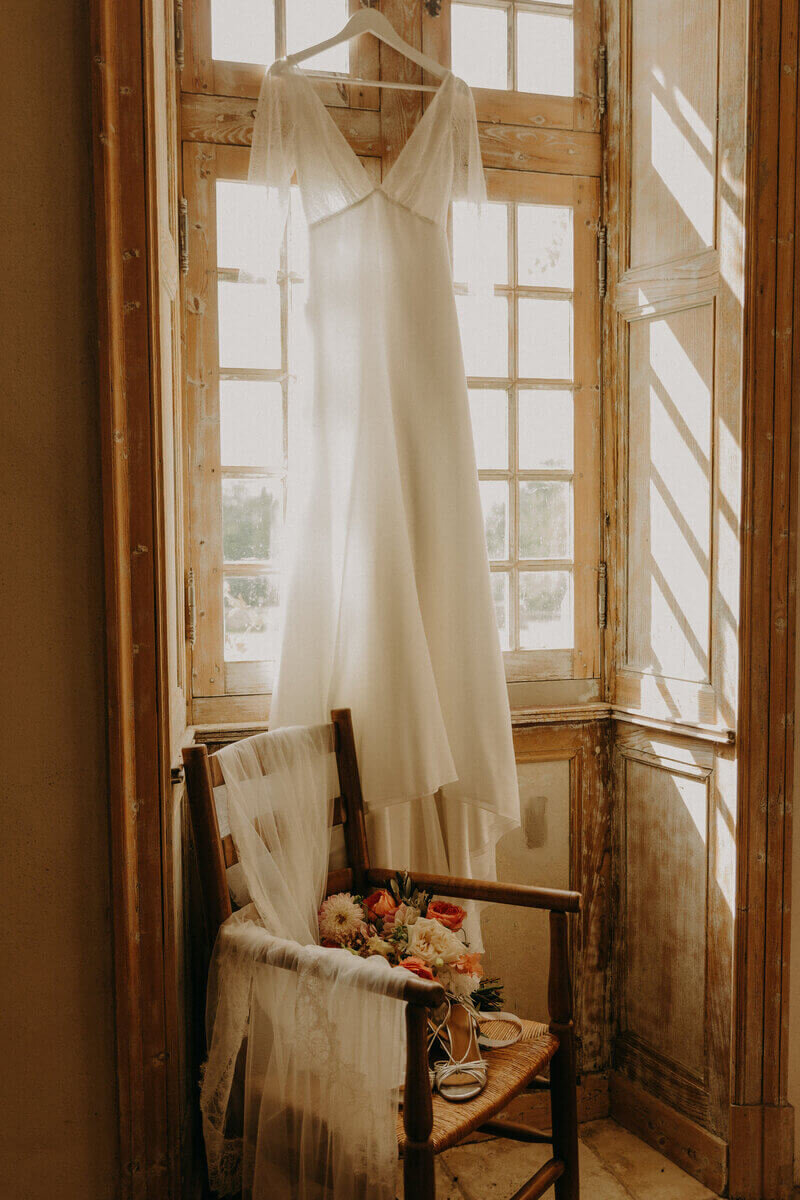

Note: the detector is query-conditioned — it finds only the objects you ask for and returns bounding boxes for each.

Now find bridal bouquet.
[318,872,503,1008]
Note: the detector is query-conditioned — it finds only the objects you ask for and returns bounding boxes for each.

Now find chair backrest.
[182,707,371,953]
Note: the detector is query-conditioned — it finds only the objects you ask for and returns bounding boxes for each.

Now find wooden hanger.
[284,7,449,94]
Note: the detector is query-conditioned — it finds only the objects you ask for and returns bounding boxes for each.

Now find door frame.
[728,0,800,1194]
[90,0,180,1194]
[90,0,800,1196]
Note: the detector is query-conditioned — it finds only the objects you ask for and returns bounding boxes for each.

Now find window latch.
[179,196,189,275]
[598,45,607,119]
[175,0,185,71]
[186,567,197,647]
[597,225,607,300]
[597,561,607,629]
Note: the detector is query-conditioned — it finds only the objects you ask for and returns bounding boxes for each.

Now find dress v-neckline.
[278,61,457,196]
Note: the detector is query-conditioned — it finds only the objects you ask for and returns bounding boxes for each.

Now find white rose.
[407,917,465,966]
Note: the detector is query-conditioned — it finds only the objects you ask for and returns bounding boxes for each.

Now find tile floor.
[423,1118,719,1199]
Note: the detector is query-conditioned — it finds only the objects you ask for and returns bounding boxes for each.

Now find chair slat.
[208,724,335,788]
[189,716,365,913]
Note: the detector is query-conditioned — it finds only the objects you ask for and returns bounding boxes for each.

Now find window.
[183,0,380,108]
[451,0,574,96]
[210,0,350,72]
[453,173,600,682]
[181,0,602,721]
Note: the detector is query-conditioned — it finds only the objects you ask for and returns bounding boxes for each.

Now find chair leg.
[403,1004,436,1200]
[403,1143,435,1200]
[549,1026,580,1200]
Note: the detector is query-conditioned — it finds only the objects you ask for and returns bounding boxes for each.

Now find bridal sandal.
[428,999,487,1102]
[476,1010,525,1049]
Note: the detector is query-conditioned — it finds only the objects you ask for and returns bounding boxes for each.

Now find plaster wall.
[0,3,119,1195]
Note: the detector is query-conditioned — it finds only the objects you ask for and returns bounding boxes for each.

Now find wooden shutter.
[605,0,746,1177]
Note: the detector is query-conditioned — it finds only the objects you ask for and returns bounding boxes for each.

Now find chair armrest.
[223,921,446,1009]
[366,868,581,913]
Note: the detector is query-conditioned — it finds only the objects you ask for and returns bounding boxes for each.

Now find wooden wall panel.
[483,758,571,1025]
[625,305,714,684]
[629,0,718,269]
[512,719,613,1076]
[623,757,707,1074]
[612,719,736,1174]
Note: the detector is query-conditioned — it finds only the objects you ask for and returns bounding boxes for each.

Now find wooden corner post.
[730,0,800,1195]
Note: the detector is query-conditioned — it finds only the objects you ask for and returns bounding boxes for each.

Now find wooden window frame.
[181,0,603,722]
[183,143,381,715]
[184,151,601,718]
[181,0,381,108]
[474,168,601,683]
[450,0,601,132]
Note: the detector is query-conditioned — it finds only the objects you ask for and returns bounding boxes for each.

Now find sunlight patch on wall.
[650,92,714,249]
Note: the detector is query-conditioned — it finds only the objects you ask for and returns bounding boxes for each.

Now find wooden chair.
[183,708,581,1200]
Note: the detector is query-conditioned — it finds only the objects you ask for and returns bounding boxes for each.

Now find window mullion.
[275,0,286,60]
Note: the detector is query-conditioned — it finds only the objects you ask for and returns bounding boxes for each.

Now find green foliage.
[518,480,569,561]
[387,871,430,917]
[222,480,280,562]
[470,977,505,1012]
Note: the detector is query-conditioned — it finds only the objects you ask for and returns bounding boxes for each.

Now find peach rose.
[364,888,399,919]
[427,899,466,932]
[454,952,483,978]
[400,956,436,981]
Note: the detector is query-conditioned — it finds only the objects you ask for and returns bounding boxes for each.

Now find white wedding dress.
[247,61,519,886]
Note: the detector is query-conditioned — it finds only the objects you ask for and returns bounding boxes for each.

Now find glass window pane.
[469,389,508,469]
[480,480,509,561]
[216,180,268,273]
[519,389,573,470]
[517,205,573,288]
[492,572,511,650]
[518,297,572,379]
[519,570,573,649]
[519,480,572,560]
[222,478,283,563]
[288,186,309,279]
[453,201,508,286]
[451,3,508,90]
[516,10,574,97]
[212,0,275,64]
[286,0,349,72]
[457,295,509,378]
[224,575,281,662]
[220,381,284,469]
[218,281,281,369]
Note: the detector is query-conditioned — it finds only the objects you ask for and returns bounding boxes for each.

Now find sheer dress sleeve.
[450,78,493,298]
[239,64,296,284]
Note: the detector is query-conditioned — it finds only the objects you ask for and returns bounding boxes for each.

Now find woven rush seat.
[398,1019,558,1156]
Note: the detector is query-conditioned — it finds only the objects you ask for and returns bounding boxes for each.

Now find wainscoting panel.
[612,722,734,1145]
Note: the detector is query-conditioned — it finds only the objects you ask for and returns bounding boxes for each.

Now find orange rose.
[427,900,466,932]
[364,889,398,918]
[400,956,436,981]
[454,952,483,978]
